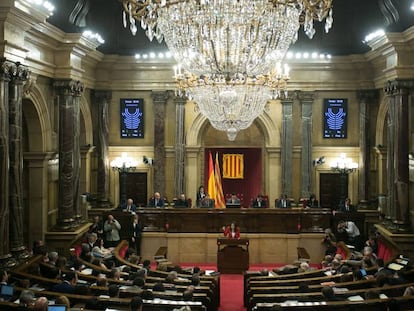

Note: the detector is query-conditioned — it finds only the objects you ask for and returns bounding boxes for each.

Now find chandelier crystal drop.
[122,0,333,76]
[173,63,290,140]
[121,0,333,140]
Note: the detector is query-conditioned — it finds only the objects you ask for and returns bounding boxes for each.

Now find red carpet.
[181,263,284,311]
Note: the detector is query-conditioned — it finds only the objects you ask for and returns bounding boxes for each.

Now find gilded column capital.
[0,60,16,81]
[151,90,169,103]
[53,79,84,96]
[297,90,315,103]
[173,95,187,106]
[384,80,414,96]
[10,62,30,83]
[93,90,112,102]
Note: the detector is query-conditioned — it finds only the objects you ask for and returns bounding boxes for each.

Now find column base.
[393,220,411,233]
[57,218,75,230]
[10,245,30,261]
[0,253,17,269]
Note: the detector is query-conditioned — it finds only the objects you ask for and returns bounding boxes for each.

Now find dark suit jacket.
[174,199,189,208]
[339,204,356,212]
[252,199,267,208]
[196,192,207,207]
[52,281,76,294]
[122,203,137,212]
[148,198,165,208]
[130,221,143,238]
[276,199,291,208]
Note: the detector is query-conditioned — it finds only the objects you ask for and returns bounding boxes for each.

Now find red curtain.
[205,148,262,207]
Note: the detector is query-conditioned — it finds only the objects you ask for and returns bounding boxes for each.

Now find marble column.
[385,88,395,222]
[0,60,12,263]
[94,91,111,207]
[357,90,377,203]
[152,91,169,197]
[299,91,314,198]
[281,96,293,197]
[8,62,29,254]
[174,96,186,196]
[385,80,413,230]
[54,80,84,229]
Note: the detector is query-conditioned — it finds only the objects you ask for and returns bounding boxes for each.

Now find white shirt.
[344,221,360,238]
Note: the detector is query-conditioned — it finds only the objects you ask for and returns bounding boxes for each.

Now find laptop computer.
[48,305,67,311]
[0,285,14,300]
[225,203,241,208]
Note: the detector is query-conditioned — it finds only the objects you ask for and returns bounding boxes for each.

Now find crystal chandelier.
[173,63,290,140]
[330,153,358,174]
[121,0,333,139]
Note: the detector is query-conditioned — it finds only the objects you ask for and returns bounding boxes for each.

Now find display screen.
[120,98,144,138]
[323,98,348,138]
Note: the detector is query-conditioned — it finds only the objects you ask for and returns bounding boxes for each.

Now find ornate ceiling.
[47,0,414,56]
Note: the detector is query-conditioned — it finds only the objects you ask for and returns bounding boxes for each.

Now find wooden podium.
[217,238,249,274]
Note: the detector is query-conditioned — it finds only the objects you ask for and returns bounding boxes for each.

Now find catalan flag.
[223,154,244,179]
[207,152,216,202]
[214,153,225,208]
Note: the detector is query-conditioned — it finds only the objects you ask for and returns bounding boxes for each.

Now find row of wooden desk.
[102,208,373,240]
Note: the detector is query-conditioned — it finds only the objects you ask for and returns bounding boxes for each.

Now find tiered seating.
[6,241,220,311]
[244,255,414,311]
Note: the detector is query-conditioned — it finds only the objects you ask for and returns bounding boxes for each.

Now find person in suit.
[306,194,319,208]
[339,197,356,212]
[52,272,77,294]
[122,198,137,212]
[104,214,121,247]
[196,185,208,207]
[252,194,267,208]
[222,221,240,239]
[148,192,165,208]
[276,194,291,208]
[174,193,190,208]
[227,193,240,204]
[200,194,215,208]
[130,214,143,256]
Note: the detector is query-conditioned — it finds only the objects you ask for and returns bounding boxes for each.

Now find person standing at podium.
[222,222,240,239]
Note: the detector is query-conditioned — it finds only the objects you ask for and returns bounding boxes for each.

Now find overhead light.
[121,0,333,140]
[411,3,414,10]
[363,29,385,43]
[82,30,105,44]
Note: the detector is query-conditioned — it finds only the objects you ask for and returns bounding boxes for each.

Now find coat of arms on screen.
[222,154,244,179]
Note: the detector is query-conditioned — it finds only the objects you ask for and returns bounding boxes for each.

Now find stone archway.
[185,109,282,203]
[79,94,94,196]
[22,85,54,246]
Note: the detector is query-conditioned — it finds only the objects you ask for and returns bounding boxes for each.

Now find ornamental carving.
[53,80,85,96]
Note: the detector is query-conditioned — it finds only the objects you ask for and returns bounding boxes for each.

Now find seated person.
[276,194,291,208]
[252,194,267,208]
[338,197,356,212]
[92,238,112,259]
[306,194,319,208]
[222,221,240,239]
[174,194,190,208]
[148,192,165,208]
[52,271,78,294]
[227,193,240,204]
[122,198,137,212]
[200,194,215,208]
